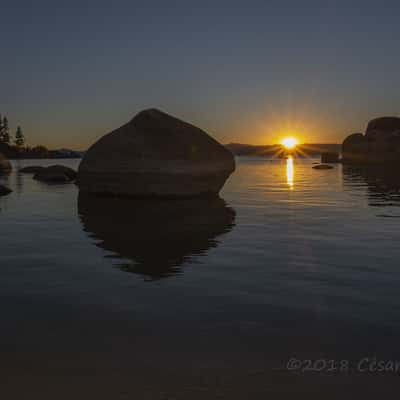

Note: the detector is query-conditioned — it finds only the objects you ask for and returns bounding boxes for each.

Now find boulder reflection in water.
[343,165,400,209]
[78,194,236,279]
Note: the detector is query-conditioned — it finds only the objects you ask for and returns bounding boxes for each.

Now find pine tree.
[15,126,25,147]
[0,115,4,143]
[2,117,10,144]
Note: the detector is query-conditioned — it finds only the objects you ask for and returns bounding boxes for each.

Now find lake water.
[1,157,400,398]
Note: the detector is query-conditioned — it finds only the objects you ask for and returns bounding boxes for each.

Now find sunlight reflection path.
[286,156,294,189]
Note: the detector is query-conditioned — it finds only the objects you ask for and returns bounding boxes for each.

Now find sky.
[2,0,400,149]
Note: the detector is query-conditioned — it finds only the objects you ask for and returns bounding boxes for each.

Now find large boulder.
[78,109,236,197]
[342,117,400,164]
[365,117,400,140]
[342,133,368,163]
[343,133,366,148]
[0,153,12,173]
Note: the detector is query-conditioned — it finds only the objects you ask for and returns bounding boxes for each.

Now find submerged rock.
[0,153,12,173]
[0,184,12,196]
[78,194,236,279]
[312,164,334,170]
[78,109,236,197]
[342,117,400,164]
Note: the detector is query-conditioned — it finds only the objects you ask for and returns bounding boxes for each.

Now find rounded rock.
[312,164,334,170]
[33,171,70,183]
[366,117,400,140]
[78,109,235,197]
[19,166,46,174]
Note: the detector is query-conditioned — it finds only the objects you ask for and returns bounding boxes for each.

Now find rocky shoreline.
[342,117,400,164]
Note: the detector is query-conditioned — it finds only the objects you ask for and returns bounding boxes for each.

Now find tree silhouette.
[15,126,25,147]
[0,115,4,143]
[2,117,10,144]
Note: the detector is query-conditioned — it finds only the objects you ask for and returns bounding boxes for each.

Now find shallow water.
[1,157,400,398]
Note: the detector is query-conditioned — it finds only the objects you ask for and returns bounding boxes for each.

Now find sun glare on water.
[286,156,294,189]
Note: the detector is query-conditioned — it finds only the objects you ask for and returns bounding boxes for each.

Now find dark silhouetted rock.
[343,133,366,147]
[0,184,12,196]
[78,109,236,197]
[342,117,400,164]
[312,164,334,170]
[78,194,236,279]
[19,166,46,174]
[44,165,77,180]
[321,152,339,163]
[33,171,70,183]
[365,117,400,140]
[342,133,368,163]
[0,153,12,173]
[33,165,77,183]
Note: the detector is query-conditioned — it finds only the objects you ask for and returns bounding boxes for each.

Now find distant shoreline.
[7,154,82,160]
[1,143,84,160]
[225,143,341,157]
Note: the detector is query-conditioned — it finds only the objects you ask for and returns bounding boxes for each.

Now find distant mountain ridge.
[225,143,341,157]
[0,142,84,159]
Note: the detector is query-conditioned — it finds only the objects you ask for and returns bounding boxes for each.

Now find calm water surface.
[1,157,400,398]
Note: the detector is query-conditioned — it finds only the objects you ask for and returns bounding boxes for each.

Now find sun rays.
[281,136,299,149]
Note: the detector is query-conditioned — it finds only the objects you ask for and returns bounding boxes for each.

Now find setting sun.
[281,136,299,149]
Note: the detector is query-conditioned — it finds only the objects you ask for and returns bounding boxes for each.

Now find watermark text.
[286,357,400,373]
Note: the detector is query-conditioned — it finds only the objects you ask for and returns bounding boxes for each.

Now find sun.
[281,136,299,150]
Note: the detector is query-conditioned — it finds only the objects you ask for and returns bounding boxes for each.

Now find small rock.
[0,184,12,196]
[44,165,77,181]
[33,165,77,183]
[19,166,46,174]
[33,171,70,183]
[312,164,334,170]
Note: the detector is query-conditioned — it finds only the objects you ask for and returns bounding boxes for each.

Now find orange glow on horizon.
[280,136,299,149]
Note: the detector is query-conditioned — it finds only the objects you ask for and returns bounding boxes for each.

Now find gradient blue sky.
[2,0,400,148]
